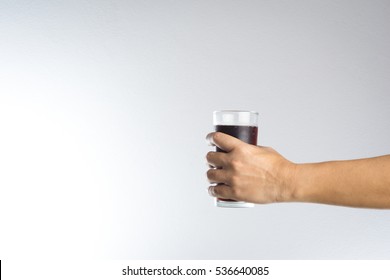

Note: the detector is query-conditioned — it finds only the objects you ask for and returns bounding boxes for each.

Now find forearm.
[291,155,390,208]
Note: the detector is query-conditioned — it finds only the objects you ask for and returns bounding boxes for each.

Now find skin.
[206,132,390,209]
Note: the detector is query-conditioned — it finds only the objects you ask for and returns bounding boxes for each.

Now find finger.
[206,132,242,152]
[206,151,228,168]
[206,168,229,184]
[208,184,235,200]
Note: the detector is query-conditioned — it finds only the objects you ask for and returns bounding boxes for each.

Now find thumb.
[206,132,242,152]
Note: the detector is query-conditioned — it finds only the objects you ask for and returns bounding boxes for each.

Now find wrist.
[276,161,300,203]
[283,162,306,203]
[288,163,317,203]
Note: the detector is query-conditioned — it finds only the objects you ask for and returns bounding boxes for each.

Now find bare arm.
[293,156,390,208]
[206,132,390,209]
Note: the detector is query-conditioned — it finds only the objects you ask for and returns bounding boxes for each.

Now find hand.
[206,132,297,204]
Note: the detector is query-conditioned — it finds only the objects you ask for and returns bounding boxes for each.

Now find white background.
[1,0,390,260]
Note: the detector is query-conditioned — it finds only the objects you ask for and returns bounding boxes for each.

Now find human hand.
[206,132,297,204]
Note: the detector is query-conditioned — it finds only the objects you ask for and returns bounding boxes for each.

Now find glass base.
[216,199,254,208]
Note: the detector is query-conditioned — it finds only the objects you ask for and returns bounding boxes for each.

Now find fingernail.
[206,133,215,146]
[208,186,215,197]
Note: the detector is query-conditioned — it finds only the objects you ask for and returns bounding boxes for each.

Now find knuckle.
[231,187,242,199]
[229,174,240,186]
[230,158,242,170]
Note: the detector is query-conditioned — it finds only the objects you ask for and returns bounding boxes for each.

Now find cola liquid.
[215,125,258,152]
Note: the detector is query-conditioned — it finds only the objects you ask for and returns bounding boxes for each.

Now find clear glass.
[212,110,259,208]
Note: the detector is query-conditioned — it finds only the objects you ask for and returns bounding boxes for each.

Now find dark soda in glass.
[215,125,258,152]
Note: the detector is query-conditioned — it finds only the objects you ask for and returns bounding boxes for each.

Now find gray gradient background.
[1,0,390,260]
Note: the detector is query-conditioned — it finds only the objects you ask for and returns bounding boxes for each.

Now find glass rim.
[213,110,259,115]
[213,110,259,126]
